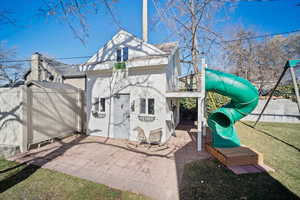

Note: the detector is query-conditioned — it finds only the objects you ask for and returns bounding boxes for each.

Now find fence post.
[20,86,32,152]
[77,89,85,133]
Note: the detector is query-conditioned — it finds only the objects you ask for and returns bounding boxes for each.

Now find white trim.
[138,97,156,116]
[166,91,204,98]
[86,30,166,64]
[197,58,207,152]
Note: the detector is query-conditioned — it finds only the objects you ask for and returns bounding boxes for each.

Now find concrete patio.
[10,124,210,200]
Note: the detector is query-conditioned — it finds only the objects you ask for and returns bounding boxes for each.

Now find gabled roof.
[24,29,179,77]
[154,42,178,54]
[24,55,86,80]
[41,56,85,77]
[85,29,177,65]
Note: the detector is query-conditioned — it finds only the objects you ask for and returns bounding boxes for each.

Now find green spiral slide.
[205,68,259,148]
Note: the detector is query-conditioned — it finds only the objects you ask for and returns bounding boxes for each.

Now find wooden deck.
[204,128,263,166]
[203,128,276,174]
[205,144,263,167]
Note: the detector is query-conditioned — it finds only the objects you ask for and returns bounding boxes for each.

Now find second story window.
[116,47,129,62]
[116,49,122,62]
[123,47,128,61]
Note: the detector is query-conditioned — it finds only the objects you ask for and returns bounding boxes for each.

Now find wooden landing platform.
[203,128,274,174]
[205,144,263,167]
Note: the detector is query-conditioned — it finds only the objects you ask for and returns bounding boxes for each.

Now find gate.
[24,81,84,148]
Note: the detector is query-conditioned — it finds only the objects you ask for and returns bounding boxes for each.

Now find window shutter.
[116,49,122,62]
[123,47,129,61]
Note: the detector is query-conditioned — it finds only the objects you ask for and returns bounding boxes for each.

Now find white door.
[113,94,130,139]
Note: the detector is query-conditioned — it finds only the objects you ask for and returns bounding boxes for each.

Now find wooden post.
[201,58,206,137]
[197,58,207,151]
[289,67,300,113]
[197,97,202,151]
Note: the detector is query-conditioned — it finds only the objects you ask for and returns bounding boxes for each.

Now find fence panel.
[27,84,83,146]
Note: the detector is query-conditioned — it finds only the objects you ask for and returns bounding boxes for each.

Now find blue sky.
[0,0,299,66]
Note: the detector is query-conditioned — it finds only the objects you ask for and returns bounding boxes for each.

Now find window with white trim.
[140,98,155,115]
[148,98,155,115]
[140,98,146,114]
[116,49,122,62]
[116,47,129,62]
[93,97,105,112]
[123,47,128,61]
[100,98,105,112]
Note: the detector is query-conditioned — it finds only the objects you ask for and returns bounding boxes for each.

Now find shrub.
[205,92,230,116]
[114,62,126,69]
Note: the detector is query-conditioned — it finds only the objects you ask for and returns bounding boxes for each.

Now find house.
[24,30,205,146]
[24,54,86,91]
[84,30,182,143]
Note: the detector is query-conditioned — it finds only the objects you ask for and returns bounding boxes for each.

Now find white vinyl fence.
[242,99,300,123]
[0,81,84,154]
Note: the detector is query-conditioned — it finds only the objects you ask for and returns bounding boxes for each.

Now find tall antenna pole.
[142,0,148,42]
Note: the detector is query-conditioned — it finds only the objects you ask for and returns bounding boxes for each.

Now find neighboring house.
[24,54,86,91]
[24,30,190,144]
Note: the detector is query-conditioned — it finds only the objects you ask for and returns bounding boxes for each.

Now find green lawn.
[0,158,149,200]
[180,122,300,200]
[1,122,299,200]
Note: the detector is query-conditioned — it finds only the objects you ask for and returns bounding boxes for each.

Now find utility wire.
[1,29,299,64]
[221,29,300,43]
[0,56,92,63]
[222,0,290,2]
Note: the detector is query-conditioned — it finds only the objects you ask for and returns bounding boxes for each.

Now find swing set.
[207,59,300,127]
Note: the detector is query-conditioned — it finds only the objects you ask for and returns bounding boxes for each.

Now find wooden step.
[205,144,263,167]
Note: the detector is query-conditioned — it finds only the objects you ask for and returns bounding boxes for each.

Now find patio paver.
[10,125,209,200]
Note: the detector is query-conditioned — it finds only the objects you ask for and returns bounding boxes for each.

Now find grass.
[180,121,300,200]
[1,122,299,200]
[0,158,149,200]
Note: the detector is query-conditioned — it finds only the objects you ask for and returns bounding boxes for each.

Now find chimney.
[142,0,148,42]
[31,52,41,81]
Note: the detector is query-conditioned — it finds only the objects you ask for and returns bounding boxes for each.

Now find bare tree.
[152,0,236,89]
[39,0,119,44]
[0,9,16,28]
[0,43,25,87]
[0,9,25,87]
[224,28,257,80]
[223,27,300,92]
